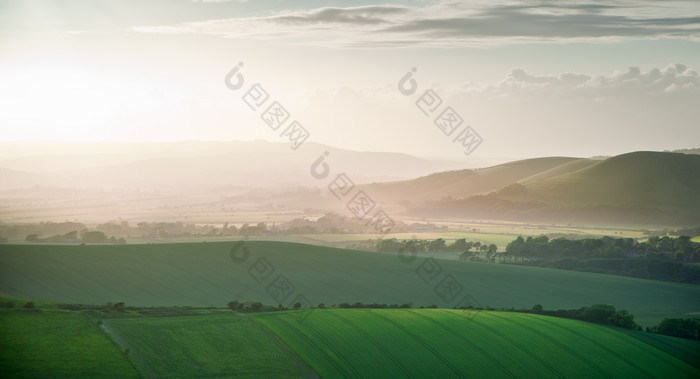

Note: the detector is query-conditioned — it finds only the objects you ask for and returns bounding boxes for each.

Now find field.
[2,241,699,326]
[254,308,699,378]
[0,310,137,378]
[2,306,698,378]
[102,313,311,378]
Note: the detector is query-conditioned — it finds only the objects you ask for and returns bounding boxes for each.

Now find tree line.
[505,235,700,284]
[370,238,497,255]
[506,235,700,262]
[25,230,126,244]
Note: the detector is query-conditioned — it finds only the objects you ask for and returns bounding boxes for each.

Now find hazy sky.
[1,0,699,159]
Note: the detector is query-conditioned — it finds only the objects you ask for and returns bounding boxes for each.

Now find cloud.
[133,1,700,47]
[191,0,240,3]
[270,6,410,25]
[448,63,700,106]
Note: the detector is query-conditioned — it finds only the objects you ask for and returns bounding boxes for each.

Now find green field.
[0,310,137,378]
[2,306,699,378]
[102,313,311,378]
[1,241,699,326]
[255,308,699,378]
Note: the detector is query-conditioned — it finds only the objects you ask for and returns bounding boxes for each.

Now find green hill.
[410,151,700,224]
[364,157,591,201]
[1,241,699,326]
[523,151,700,208]
[255,308,699,378]
[4,307,698,378]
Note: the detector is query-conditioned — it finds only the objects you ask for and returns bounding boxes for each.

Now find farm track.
[244,315,320,379]
[96,318,151,378]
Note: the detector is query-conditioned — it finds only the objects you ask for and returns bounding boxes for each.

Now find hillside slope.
[1,241,699,326]
[364,157,591,201]
[255,309,699,378]
[408,151,700,224]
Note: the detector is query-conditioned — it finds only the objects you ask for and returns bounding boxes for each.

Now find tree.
[428,238,446,251]
[81,231,107,243]
[25,234,39,242]
[465,241,474,252]
[62,231,79,240]
[582,304,616,324]
[655,318,700,340]
[452,239,468,251]
[610,309,637,329]
[247,302,263,312]
[488,244,498,262]
[23,301,35,309]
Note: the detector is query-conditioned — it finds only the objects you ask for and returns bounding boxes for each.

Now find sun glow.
[0,60,168,141]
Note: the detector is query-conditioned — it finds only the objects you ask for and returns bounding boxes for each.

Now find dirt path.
[98,319,156,378]
[242,314,321,379]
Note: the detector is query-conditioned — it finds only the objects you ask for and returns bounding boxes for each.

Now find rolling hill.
[363,156,595,201]
[4,306,698,378]
[255,309,699,378]
[1,241,699,326]
[403,151,700,224]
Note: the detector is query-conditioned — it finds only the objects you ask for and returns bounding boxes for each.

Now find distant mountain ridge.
[372,151,700,225]
[0,140,496,190]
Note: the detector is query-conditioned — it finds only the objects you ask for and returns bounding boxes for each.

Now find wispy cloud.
[133,1,700,47]
[500,63,697,93]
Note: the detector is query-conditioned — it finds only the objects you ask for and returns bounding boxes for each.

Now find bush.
[582,304,616,323]
[22,301,35,309]
[655,318,700,340]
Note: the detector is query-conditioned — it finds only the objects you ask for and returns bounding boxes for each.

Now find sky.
[0,0,699,159]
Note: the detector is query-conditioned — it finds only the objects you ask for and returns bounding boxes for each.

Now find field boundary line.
[368,309,464,377]
[85,315,147,378]
[326,310,416,379]
[407,310,517,378]
[440,310,566,379]
[246,315,321,379]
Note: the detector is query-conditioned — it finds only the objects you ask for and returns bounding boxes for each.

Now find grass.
[613,326,700,369]
[102,313,310,378]
[0,309,137,378]
[1,241,699,326]
[254,308,700,378]
[2,305,698,378]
